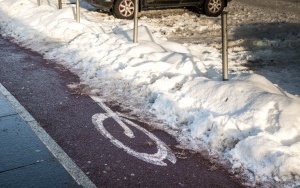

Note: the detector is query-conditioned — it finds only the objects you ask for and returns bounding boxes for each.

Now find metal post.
[39,0,42,6]
[58,0,62,9]
[222,11,228,81]
[133,0,138,43]
[76,0,80,23]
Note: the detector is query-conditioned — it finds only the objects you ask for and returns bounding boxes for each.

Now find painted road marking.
[91,96,177,166]
[0,84,97,188]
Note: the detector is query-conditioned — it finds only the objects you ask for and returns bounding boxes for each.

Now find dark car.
[84,0,229,19]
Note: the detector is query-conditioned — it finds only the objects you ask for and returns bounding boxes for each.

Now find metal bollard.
[133,0,138,43]
[58,0,62,9]
[221,11,228,81]
[76,0,80,23]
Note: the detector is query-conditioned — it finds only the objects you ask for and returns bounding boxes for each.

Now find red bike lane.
[0,35,244,187]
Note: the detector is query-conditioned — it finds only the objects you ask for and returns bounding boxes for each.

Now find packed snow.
[0,0,299,187]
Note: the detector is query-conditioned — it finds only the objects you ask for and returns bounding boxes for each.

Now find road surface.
[235,0,300,16]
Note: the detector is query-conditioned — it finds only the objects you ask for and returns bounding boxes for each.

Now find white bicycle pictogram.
[91,96,177,166]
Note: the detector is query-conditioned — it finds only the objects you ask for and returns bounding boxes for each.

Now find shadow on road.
[230,22,300,95]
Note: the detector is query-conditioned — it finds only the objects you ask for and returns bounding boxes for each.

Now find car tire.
[204,0,224,17]
[113,0,135,19]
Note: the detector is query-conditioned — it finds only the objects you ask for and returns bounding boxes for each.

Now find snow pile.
[0,0,300,186]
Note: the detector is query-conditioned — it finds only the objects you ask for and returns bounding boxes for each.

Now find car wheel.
[113,0,135,19]
[204,0,224,17]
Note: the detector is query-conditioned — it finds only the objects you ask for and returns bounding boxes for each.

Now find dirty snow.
[0,0,299,187]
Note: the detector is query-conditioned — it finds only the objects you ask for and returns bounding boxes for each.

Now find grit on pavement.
[0,35,243,187]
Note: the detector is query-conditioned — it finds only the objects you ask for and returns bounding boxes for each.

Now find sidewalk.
[0,85,82,188]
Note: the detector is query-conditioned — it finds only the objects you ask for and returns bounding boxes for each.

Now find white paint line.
[0,84,97,188]
[91,96,135,138]
[91,96,177,166]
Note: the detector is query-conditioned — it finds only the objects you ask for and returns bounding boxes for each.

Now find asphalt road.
[0,35,244,187]
[235,0,300,16]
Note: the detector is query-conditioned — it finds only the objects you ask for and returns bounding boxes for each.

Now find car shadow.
[230,22,300,95]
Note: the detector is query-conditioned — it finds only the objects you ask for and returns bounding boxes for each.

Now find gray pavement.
[0,87,82,188]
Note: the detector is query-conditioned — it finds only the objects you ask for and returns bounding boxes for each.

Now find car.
[84,0,229,19]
